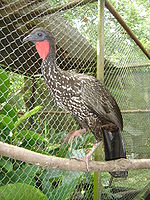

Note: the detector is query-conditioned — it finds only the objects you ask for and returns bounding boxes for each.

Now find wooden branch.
[1,141,150,172]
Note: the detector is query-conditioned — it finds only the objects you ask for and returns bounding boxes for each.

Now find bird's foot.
[64,128,87,151]
[71,156,90,171]
[71,141,101,171]
[79,156,90,171]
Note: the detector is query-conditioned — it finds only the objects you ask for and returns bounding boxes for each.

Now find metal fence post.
[93,0,105,199]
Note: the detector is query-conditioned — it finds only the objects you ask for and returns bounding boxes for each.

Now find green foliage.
[102,187,122,200]
[8,72,24,110]
[0,162,39,186]
[14,106,43,130]
[133,181,150,200]
[64,2,97,47]
[0,114,14,131]
[0,158,13,172]
[0,104,43,146]
[41,169,82,200]
[0,104,18,123]
[11,165,39,185]
[15,130,47,149]
[0,71,83,200]
[109,0,150,52]
[112,170,150,190]
[0,71,17,143]
[0,183,48,200]
[0,69,10,103]
[1,1,150,198]
[0,73,51,197]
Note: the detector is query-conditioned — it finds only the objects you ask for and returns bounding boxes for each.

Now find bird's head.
[23,28,55,61]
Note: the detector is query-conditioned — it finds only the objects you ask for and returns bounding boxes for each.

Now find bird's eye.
[38,33,42,37]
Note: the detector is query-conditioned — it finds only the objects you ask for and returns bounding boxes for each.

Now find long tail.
[102,129,128,178]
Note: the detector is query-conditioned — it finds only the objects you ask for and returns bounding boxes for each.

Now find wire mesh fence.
[0,0,150,199]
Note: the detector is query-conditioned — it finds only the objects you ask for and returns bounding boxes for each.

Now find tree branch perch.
[0,141,150,172]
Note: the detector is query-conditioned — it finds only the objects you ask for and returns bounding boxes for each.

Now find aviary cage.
[0,0,150,199]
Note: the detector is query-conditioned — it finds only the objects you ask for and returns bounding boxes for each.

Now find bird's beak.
[23,34,34,42]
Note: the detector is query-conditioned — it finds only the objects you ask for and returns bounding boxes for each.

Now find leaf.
[46,143,61,151]
[0,104,18,123]
[0,158,13,172]
[0,69,10,103]
[71,149,86,159]
[0,114,14,131]
[12,165,39,185]
[17,130,46,142]
[0,128,11,143]
[42,169,82,200]
[0,164,39,186]
[133,181,150,200]
[56,171,82,200]
[55,171,83,200]
[14,106,43,130]
[41,169,63,180]
[15,130,47,147]
[0,183,48,200]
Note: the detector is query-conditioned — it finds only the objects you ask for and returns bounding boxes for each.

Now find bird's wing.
[79,75,123,130]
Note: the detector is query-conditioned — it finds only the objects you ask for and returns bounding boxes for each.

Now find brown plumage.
[23,28,128,177]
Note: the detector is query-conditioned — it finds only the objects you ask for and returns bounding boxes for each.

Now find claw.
[71,141,101,171]
[71,156,90,171]
[80,157,90,171]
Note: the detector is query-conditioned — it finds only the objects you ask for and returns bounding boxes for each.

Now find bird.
[23,28,128,178]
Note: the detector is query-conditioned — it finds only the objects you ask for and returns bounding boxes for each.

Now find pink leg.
[79,142,101,171]
[64,128,87,150]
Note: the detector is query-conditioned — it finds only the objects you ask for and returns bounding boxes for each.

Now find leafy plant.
[41,169,82,200]
[14,106,43,131]
[0,69,10,103]
[0,70,50,198]
[0,70,16,143]
[0,183,48,200]
[0,104,17,123]
[0,158,13,173]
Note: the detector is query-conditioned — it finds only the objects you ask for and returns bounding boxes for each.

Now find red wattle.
[36,40,50,60]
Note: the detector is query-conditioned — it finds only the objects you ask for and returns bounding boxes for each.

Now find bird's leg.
[80,141,101,171]
[64,128,87,151]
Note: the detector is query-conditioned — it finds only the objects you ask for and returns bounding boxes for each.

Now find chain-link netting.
[0,0,150,199]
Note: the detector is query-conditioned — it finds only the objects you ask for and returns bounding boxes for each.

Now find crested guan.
[23,28,128,177]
